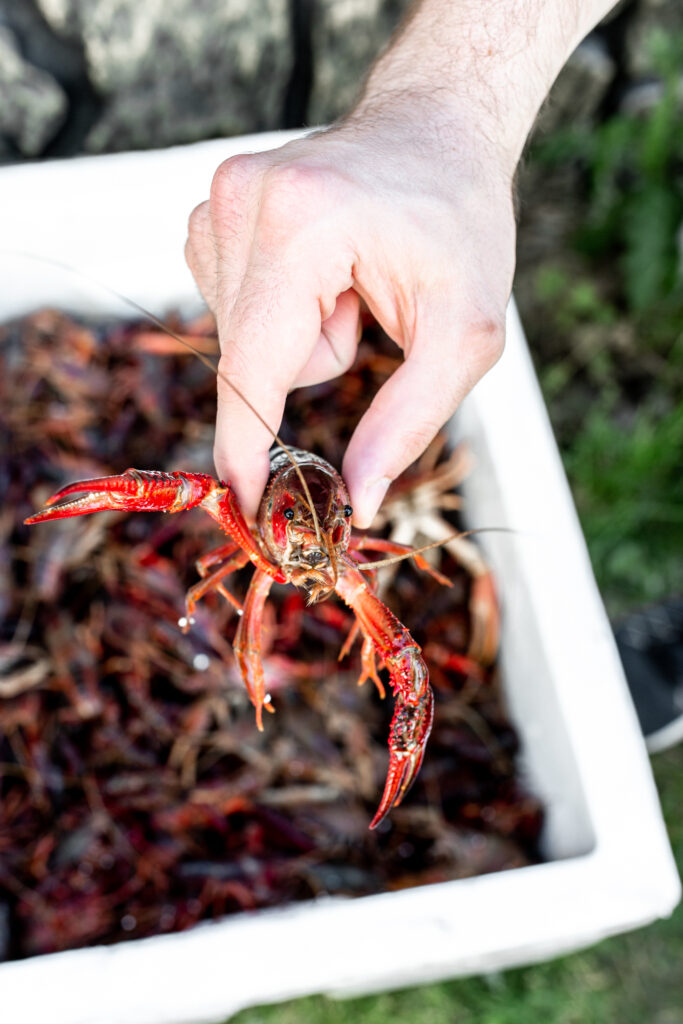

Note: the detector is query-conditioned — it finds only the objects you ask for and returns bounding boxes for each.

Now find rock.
[532,36,615,140]
[1,0,82,79]
[308,0,410,125]
[0,25,67,156]
[37,0,293,152]
[519,39,614,237]
[619,78,665,115]
[35,0,82,40]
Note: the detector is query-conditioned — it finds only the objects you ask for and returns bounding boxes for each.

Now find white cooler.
[0,133,679,1024]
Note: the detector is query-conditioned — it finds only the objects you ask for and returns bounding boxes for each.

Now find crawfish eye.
[343,505,353,518]
[283,507,295,521]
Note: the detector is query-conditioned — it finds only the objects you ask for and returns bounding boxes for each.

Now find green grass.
[531,30,683,322]
[564,399,683,617]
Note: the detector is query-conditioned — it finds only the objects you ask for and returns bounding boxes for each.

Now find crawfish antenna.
[355,528,515,571]
[8,251,323,543]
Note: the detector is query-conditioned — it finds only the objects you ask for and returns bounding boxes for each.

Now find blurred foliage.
[532,29,683,321]
[526,29,683,614]
[564,398,683,615]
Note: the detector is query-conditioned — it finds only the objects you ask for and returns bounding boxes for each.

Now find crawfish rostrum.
[0,310,543,960]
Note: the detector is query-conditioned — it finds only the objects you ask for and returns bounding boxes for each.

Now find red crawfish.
[25,444,453,828]
[21,286,482,828]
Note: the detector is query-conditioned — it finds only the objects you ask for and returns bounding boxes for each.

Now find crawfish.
[26,442,445,828]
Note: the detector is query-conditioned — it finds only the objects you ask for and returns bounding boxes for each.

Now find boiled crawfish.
[26,445,447,828]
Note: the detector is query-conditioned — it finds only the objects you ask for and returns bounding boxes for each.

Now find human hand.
[185,0,617,526]
[185,107,515,527]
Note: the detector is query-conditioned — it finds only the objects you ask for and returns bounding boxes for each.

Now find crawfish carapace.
[259,448,352,603]
[26,446,440,828]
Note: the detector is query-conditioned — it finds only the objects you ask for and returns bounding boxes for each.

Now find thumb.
[342,320,503,527]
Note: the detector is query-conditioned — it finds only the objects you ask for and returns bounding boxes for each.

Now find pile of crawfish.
[0,309,543,960]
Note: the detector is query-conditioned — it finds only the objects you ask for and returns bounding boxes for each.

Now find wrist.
[347,86,521,186]
[351,0,615,177]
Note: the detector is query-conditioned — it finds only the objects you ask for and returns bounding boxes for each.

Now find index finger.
[213,266,322,519]
[207,159,358,517]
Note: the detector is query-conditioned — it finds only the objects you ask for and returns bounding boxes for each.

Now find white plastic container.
[0,134,679,1024]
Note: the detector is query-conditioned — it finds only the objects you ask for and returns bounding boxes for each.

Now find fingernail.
[356,476,391,528]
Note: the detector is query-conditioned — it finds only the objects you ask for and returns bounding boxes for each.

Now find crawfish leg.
[183,546,249,624]
[357,635,386,699]
[337,564,385,696]
[338,619,361,661]
[437,534,499,665]
[335,564,434,829]
[339,618,386,699]
[195,542,240,575]
[200,487,286,582]
[467,571,499,666]
[233,569,275,731]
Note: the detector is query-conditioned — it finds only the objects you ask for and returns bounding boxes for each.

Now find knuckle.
[187,201,209,242]
[440,315,505,395]
[209,154,264,229]
[329,343,358,379]
[183,236,195,272]
[393,421,444,472]
[215,349,248,405]
[338,340,359,375]
[264,162,320,203]
[409,417,443,449]
[468,316,506,375]
[257,163,323,241]
[211,153,258,201]
[215,347,285,411]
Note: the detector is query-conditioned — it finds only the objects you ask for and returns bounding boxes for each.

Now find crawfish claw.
[369,683,434,830]
[25,469,216,524]
[25,476,134,522]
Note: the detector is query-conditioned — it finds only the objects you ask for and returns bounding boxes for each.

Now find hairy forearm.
[355,0,616,173]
